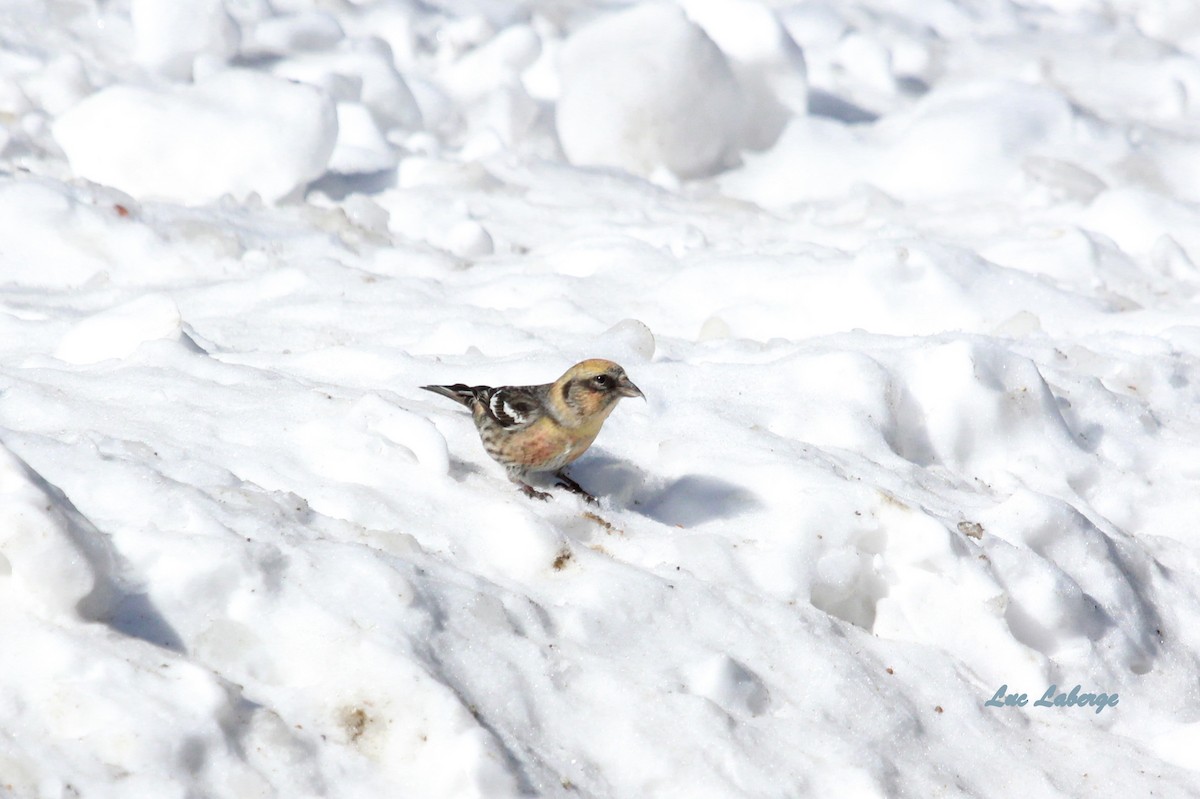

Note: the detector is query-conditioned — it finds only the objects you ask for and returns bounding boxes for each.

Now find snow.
[53,70,338,204]
[556,3,742,179]
[3,0,1200,797]
[130,0,239,80]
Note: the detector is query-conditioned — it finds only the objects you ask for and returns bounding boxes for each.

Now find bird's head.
[555,359,644,426]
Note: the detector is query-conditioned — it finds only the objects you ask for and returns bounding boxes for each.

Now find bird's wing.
[482,384,547,429]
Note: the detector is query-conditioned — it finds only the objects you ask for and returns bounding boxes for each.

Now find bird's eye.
[592,374,613,389]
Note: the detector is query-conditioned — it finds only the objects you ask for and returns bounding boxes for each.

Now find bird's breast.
[508,420,598,471]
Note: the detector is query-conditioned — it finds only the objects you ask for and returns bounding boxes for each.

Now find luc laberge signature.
[986,684,1119,715]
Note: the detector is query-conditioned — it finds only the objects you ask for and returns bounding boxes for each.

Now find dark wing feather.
[421,383,490,408]
[485,385,545,428]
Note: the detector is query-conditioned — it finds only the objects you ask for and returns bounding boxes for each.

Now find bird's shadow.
[447,456,486,483]
[11,450,186,653]
[101,591,186,653]
[570,455,762,528]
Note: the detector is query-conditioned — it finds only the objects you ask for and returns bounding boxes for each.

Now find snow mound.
[292,393,450,495]
[680,0,808,151]
[53,70,337,205]
[0,447,315,798]
[0,178,212,288]
[55,294,188,365]
[724,81,1076,204]
[556,3,741,179]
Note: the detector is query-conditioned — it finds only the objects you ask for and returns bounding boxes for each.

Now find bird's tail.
[420,383,487,408]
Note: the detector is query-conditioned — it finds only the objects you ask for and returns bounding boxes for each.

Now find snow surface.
[3,0,1200,797]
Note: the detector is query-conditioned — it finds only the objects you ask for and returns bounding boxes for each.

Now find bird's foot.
[518,483,552,501]
[555,471,598,505]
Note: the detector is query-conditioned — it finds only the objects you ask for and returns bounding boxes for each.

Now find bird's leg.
[554,470,597,504]
[508,468,552,501]
[518,482,552,501]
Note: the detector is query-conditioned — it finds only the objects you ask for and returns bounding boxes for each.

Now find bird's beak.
[618,377,645,400]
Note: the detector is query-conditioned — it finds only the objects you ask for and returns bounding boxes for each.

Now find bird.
[422,359,644,502]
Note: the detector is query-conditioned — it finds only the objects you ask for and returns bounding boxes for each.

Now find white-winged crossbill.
[422,359,644,502]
